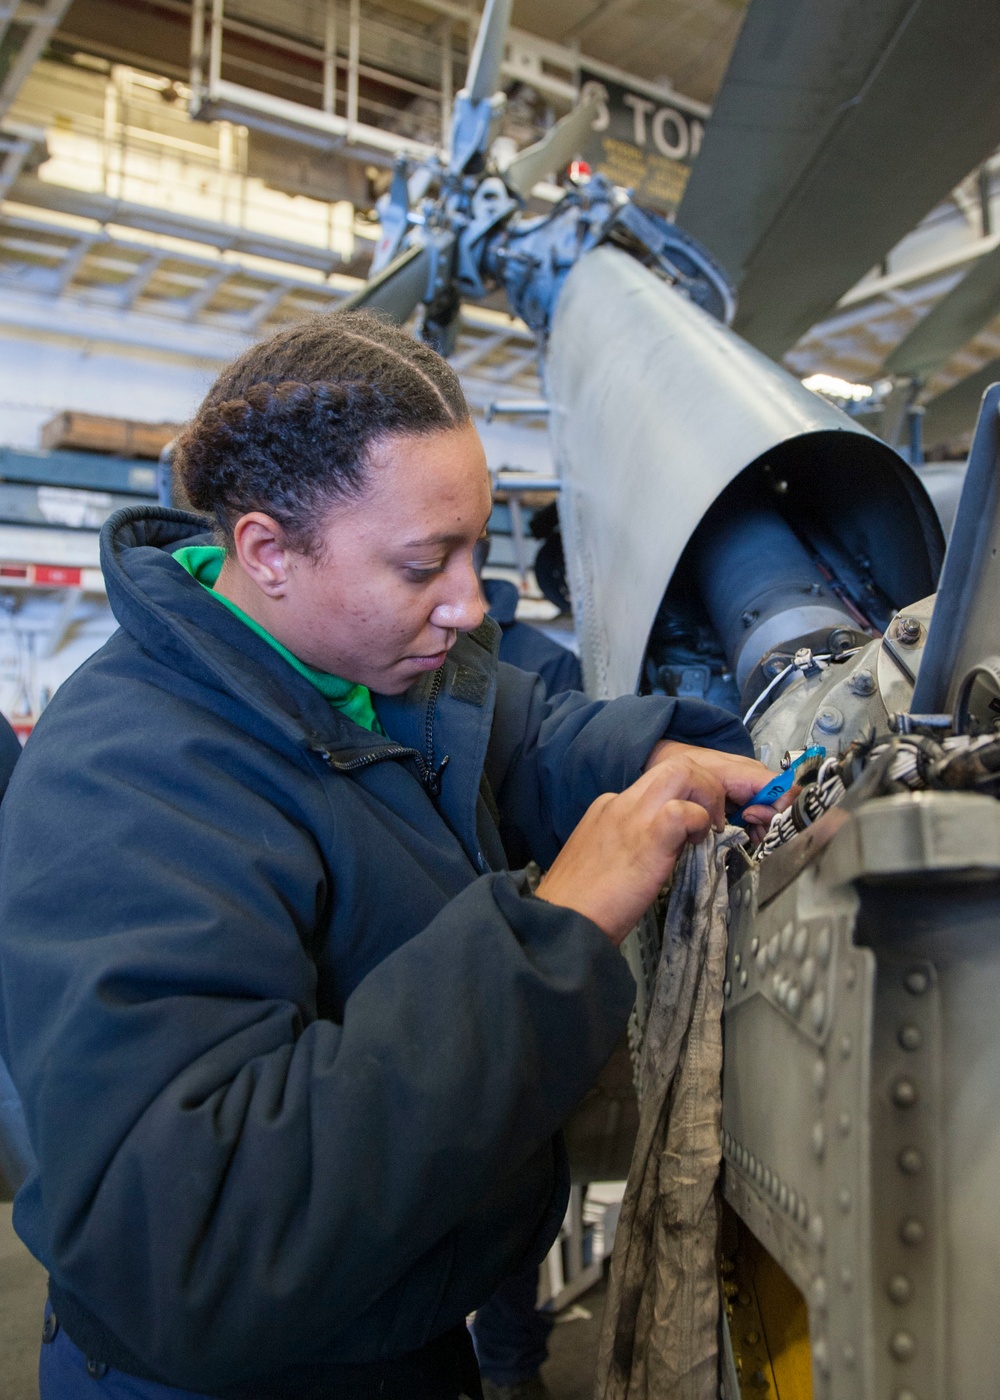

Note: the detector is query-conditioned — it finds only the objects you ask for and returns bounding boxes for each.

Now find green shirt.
[173,545,382,734]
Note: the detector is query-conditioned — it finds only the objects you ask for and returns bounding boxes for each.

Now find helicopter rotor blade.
[466,0,514,105]
[503,97,601,200]
[884,242,1000,381]
[338,243,433,325]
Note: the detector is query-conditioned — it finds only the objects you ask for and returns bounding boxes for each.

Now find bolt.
[816,925,832,966]
[725,979,732,998]
[763,654,786,678]
[899,1024,923,1051]
[812,1275,828,1310]
[800,957,817,994]
[816,706,844,734]
[734,952,742,970]
[896,617,922,646]
[850,668,877,696]
[891,1331,916,1363]
[845,963,857,989]
[741,609,759,628]
[840,1267,854,1291]
[786,984,801,1017]
[888,1274,913,1305]
[812,1122,826,1159]
[767,934,780,965]
[838,1111,852,1137]
[740,969,749,988]
[893,1079,918,1109]
[900,1218,925,1247]
[898,1147,923,1175]
[905,968,930,995]
[838,1187,852,1213]
[813,1057,827,1098]
[809,1213,825,1248]
[811,990,827,1032]
[828,627,855,652]
[840,1034,853,1060]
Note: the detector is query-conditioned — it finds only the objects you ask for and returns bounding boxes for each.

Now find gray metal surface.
[722,786,1000,1398]
[678,0,1000,359]
[545,245,937,699]
[913,383,1000,716]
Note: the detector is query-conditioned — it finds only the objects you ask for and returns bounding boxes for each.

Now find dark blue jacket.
[484,578,583,697]
[0,508,752,1394]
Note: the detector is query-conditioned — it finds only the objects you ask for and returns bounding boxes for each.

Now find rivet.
[740,1147,749,1169]
[780,921,793,953]
[738,1291,751,1307]
[740,970,749,988]
[750,936,759,955]
[763,1168,772,1191]
[743,887,752,908]
[770,1174,781,1200]
[772,973,784,1000]
[813,1058,827,1098]
[900,1218,925,1247]
[811,990,827,1032]
[842,1342,857,1367]
[756,945,768,973]
[749,1370,768,1390]
[845,963,857,989]
[725,906,732,926]
[797,1198,809,1228]
[745,1329,760,1346]
[813,1336,830,1375]
[779,1183,789,1209]
[725,979,732,998]
[898,1147,923,1175]
[722,1132,730,1152]
[755,1161,764,1186]
[894,1390,919,1400]
[816,924,832,966]
[749,1154,757,1176]
[893,1079,918,1109]
[767,934,780,965]
[838,1111,851,1137]
[905,968,930,996]
[840,1266,853,1291]
[891,1331,916,1363]
[838,1187,852,1213]
[816,706,844,734]
[812,1121,826,1159]
[800,957,817,994]
[811,1275,828,1310]
[786,984,802,1017]
[809,1213,825,1248]
[899,1024,923,1052]
[888,1274,913,1305]
[734,952,742,970]
[849,668,876,696]
[840,1034,853,1060]
[793,926,808,961]
[788,1189,798,1216]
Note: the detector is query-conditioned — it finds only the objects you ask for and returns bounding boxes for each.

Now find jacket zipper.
[422,666,450,798]
[313,665,450,797]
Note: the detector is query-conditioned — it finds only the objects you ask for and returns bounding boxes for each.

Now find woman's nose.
[430,564,486,633]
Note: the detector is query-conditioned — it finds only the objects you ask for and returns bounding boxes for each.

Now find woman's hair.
[174,311,471,553]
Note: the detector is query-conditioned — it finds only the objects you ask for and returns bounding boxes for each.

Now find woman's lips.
[405,651,449,671]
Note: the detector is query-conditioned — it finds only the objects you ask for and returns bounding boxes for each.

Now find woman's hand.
[644,738,794,835]
[534,754,725,945]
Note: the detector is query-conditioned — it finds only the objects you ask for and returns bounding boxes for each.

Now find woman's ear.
[232,512,291,597]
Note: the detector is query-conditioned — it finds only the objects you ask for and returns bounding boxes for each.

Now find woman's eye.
[405,564,443,581]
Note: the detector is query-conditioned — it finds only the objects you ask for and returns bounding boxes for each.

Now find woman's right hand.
[534,753,727,945]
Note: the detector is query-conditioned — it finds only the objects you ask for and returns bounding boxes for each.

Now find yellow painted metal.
[722,1204,813,1399]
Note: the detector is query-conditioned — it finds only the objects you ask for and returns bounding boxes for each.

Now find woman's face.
[232,422,494,695]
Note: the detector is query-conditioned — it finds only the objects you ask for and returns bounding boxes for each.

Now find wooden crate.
[40,411,180,460]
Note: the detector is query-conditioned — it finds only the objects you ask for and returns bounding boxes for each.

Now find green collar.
[172,544,382,734]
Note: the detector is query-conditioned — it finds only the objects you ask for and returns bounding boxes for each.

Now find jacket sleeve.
[0,707,635,1390]
[485,661,755,869]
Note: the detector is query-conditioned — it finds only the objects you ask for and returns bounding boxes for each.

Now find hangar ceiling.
[2,0,1000,453]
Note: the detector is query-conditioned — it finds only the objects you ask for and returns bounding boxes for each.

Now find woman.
[0,313,777,1400]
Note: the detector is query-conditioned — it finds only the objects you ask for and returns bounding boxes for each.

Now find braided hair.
[175,312,470,554]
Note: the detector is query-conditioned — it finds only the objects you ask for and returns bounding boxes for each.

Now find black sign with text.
[578,68,704,214]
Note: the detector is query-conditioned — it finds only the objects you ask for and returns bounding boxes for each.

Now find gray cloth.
[596,828,744,1400]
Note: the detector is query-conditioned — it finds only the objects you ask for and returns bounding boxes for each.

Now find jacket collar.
[101,506,501,830]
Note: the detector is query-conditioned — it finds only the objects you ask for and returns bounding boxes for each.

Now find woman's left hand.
[644,738,796,839]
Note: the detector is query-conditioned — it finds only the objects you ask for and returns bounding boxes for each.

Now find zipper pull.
[424,754,450,798]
